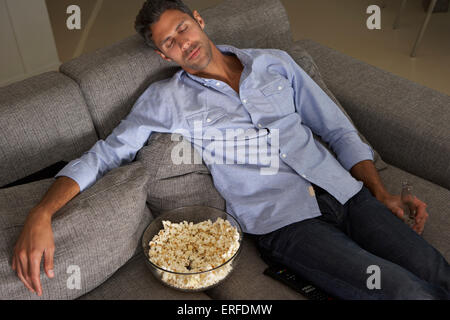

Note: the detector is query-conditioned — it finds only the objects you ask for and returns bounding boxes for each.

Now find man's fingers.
[18,252,33,290]
[413,198,428,235]
[393,207,404,219]
[16,258,35,294]
[29,251,43,296]
[43,247,55,279]
[413,197,427,215]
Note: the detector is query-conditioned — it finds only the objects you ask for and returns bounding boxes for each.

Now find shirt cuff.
[334,133,375,171]
[54,159,98,192]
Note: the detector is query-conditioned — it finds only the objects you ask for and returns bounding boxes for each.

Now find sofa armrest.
[296,39,450,190]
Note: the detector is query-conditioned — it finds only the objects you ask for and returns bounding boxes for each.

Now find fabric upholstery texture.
[78,252,212,300]
[59,0,292,140]
[0,162,152,299]
[136,133,225,217]
[296,39,450,190]
[1,161,68,189]
[0,71,98,187]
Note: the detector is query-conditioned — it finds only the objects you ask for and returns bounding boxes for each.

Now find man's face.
[151,9,213,72]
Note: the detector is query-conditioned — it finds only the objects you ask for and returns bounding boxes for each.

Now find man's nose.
[180,38,191,52]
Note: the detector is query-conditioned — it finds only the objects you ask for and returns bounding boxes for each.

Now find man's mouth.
[187,46,200,60]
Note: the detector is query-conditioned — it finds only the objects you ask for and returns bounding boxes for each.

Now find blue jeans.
[257,185,450,299]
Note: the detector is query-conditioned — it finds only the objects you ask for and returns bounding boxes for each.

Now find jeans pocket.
[350,186,373,208]
[316,193,345,227]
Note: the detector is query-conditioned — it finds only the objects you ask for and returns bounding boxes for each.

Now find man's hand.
[379,193,429,235]
[12,207,55,296]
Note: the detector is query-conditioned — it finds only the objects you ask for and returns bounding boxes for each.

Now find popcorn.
[148,218,240,290]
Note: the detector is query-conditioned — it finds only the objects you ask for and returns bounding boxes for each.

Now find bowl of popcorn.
[142,205,243,292]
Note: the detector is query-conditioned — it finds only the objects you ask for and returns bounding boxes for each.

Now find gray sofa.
[1,0,449,300]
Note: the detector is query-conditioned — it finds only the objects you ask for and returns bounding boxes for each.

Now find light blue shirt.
[55,44,374,235]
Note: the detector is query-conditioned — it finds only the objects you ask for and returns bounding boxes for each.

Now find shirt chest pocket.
[186,107,228,130]
[260,77,295,117]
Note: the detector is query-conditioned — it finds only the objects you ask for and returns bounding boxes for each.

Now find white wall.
[0,0,61,87]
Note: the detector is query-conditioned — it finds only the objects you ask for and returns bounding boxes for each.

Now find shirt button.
[242,99,247,104]
[278,86,283,90]
[281,153,287,158]
[216,82,221,86]
[301,174,306,178]
[258,123,262,128]
[206,118,212,123]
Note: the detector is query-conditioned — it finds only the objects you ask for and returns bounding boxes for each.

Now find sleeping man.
[12,0,450,299]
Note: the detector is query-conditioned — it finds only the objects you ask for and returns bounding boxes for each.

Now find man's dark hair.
[135,0,195,50]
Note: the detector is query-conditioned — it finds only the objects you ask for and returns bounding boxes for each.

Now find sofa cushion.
[0,161,68,189]
[286,42,388,171]
[0,71,98,187]
[136,133,225,217]
[0,162,152,299]
[78,251,212,300]
[59,0,292,140]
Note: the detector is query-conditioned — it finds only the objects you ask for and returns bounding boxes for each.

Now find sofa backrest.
[59,0,293,140]
[0,72,98,186]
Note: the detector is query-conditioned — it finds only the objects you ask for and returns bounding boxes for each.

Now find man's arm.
[279,50,429,234]
[12,176,80,296]
[12,109,153,296]
[349,160,388,201]
[350,159,429,234]
[278,50,375,172]
[12,86,160,296]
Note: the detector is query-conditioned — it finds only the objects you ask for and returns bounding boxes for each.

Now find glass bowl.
[141,205,243,292]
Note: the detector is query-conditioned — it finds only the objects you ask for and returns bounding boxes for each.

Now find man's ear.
[192,10,205,30]
[154,49,172,62]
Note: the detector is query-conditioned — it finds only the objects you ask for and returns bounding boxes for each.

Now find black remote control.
[263,265,336,300]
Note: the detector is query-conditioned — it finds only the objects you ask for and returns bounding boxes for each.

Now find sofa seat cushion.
[78,251,212,300]
[0,162,152,299]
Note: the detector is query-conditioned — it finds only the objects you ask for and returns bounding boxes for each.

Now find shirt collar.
[178,44,253,85]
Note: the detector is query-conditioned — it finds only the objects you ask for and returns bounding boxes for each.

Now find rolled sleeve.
[54,158,99,192]
[332,132,375,171]
[54,97,155,192]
